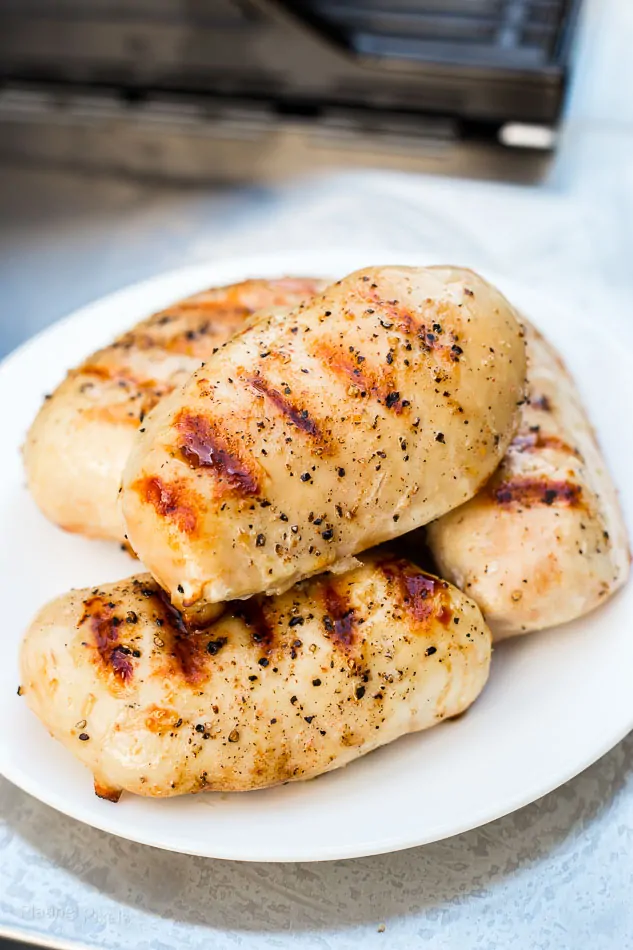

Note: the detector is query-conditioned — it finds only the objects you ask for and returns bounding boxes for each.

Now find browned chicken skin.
[23,277,324,542]
[19,261,630,811]
[20,554,491,800]
[122,266,527,610]
[427,321,630,637]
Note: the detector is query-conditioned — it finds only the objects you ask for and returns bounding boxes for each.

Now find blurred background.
[0,0,631,357]
[0,0,581,183]
[2,4,633,950]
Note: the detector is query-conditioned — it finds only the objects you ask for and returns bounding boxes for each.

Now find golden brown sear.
[20,553,491,800]
[121,265,527,610]
[427,321,630,638]
[24,277,325,542]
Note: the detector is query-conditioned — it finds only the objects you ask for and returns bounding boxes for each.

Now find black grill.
[287,0,576,70]
[0,0,582,157]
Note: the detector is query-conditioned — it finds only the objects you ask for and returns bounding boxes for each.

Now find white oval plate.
[1,249,632,862]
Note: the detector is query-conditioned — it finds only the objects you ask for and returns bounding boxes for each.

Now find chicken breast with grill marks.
[19,553,491,800]
[24,277,324,543]
[427,322,629,638]
[121,265,527,611]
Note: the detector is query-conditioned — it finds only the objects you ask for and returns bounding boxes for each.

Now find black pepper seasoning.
[207,638,227,655]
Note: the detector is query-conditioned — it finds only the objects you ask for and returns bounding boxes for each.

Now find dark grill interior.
[0,0,582,179]
[288,0,575,69]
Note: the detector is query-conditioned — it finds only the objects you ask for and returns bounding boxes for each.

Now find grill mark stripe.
[78,362,173,399]
[171,633,212,685]
[493,478,583,508]
[109,277,322,353]
[234,597,275,652]
[313,342,405,414]
[191,276,323,311]
[510,430,580,457]
[83,402,159,427]
[322,585,356,649]
[152,306,251,355]
[250,376,324,440]
[77,364,172,424]
[358,285,465,364]
[174,411,260,497]
[79,596,134,683]
[380,558,446,626]
[359,285,426,336]
[530,394,553,411]
[154,586,190,636]
[152,586,220,685]
[136,475,200,534]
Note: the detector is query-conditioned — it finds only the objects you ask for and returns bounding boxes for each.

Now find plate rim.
[4,678,632,863]
[2,247,632,862]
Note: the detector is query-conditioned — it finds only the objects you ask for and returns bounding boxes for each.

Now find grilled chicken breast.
[20,554,491,800]
[121,266,527,611]
[24,277,323,543]
[427,322,630,638]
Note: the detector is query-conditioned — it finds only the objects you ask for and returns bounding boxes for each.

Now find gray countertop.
[2,733,633,950]
[2,0,633,946]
